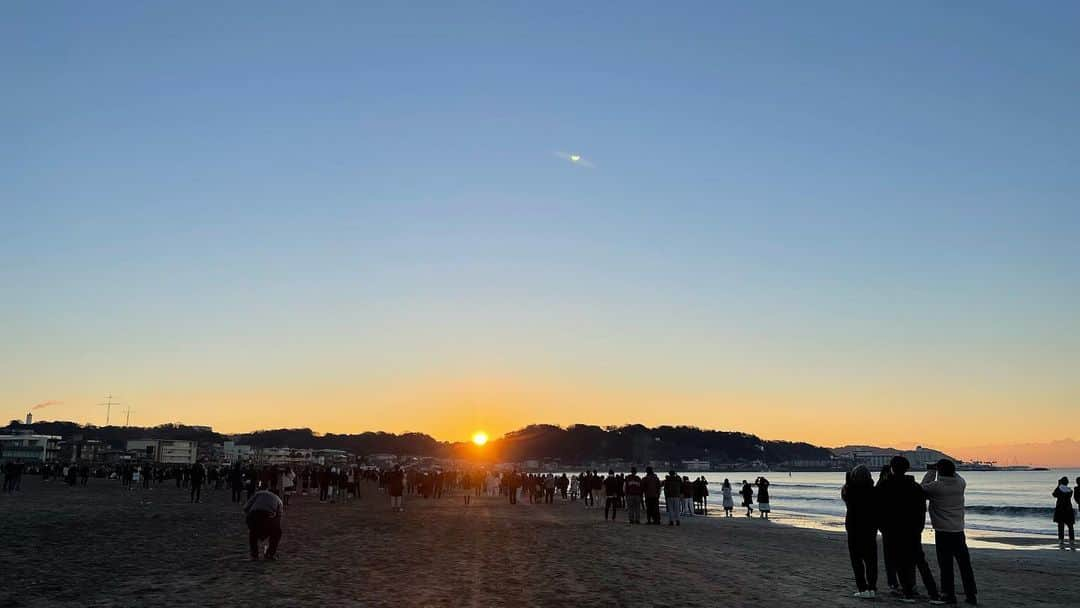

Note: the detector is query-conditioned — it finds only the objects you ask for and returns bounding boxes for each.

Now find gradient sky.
[3,2,1078,459]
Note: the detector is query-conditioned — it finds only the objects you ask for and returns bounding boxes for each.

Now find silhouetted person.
[843,465,879,599]
[663,471,682,526]
[876,466,898,592]
[740,480,754,518]
[244,488,283,560]
[387,466,405,512]
[878,456,939,602]
[1052,476,1075,548]
[755,477,770,520]
[507,470,519,505]
[230,465,244,503]
[603,470,620,520]
[922,459,977,606]
[245,465,257,500]
[190,461,206,503]
[624,467,643,524]
[642,467,661,525]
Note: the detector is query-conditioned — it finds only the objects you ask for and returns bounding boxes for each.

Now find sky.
[3,2,1078,463]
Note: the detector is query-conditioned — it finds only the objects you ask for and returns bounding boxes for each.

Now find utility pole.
[123,404,135,427]
[97,394,121,426]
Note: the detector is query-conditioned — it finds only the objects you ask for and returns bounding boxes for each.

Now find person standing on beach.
[922,459,977,606]
[387,465,405,512]
[624,467,643,524]
[282,467,296,511]
[721,479,734,517]
[243,487,283,560]
[603,470,621,521]
[740,480,754,518]
[229,464,244,503]
[507,470,520,504]
[756,477,770,520]
[642,467,662,525]
[843,465,879,599]
[879,456,939,602]
[190,460,206,503]
[680,476,694,517]
[1052,477,1075,548]
[693,476,708,515]
[663,471,682,526]
[876,466,899,593]
[245,464,258,500]
[596,471,605,506]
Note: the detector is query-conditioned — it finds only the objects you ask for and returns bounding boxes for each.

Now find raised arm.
[920,469,938,495]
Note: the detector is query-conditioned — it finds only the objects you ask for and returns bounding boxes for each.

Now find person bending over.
[244,488,283,560]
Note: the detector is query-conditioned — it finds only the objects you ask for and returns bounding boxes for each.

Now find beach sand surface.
[0,479,1075,607]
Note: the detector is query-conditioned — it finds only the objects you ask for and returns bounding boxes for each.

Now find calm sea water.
[683,469,1080,550]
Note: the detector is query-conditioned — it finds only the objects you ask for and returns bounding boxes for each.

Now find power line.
[97,394,121,426]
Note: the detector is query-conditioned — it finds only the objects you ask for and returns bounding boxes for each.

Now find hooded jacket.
[921,470,966,533]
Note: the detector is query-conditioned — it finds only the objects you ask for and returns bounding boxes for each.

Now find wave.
[782,495,840,502]
[965,505,1053,517]
[768,501,1055,518]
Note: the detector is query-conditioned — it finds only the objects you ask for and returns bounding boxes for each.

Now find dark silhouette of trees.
[5,420,832,464]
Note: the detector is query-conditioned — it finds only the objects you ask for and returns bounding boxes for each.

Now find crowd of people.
[1,460,26,492]
[844,457,979,605]
[368,465,776,530]
[6,451,1077,597]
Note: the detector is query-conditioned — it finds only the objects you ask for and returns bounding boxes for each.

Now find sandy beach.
[0,479,1075,607]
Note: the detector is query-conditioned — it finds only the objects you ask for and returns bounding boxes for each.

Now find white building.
[0,433,61,463]
[223,441,253,463]
[852,451,897,469]
[314,449,349,465]
[259,447,294,465]
[126,439,198,464]
[907,446,951,469]
[366,453,397,467]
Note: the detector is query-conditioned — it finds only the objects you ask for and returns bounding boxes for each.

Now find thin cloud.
[32,400,62,410]
[554,150,595,169]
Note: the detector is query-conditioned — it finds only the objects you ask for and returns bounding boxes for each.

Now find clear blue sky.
[3,2,1078,450]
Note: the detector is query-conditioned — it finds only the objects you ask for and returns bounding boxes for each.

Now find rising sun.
[471,431,489,446]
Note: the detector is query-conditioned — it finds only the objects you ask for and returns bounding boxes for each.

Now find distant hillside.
[833,444,957,462]
[450,424,833,464]
[6,420,832,465]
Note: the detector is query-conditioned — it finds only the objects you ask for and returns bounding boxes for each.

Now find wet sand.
[0,478,1076,607]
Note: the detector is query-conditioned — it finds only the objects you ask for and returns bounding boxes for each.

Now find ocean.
[684,469,1080,550]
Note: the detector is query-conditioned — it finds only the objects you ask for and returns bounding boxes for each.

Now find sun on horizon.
[471,431,489,446]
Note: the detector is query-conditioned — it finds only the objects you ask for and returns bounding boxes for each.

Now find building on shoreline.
[223,440,253,463]
[126,439,198,464]
[833,445,957,471]
[0,432,62,463]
